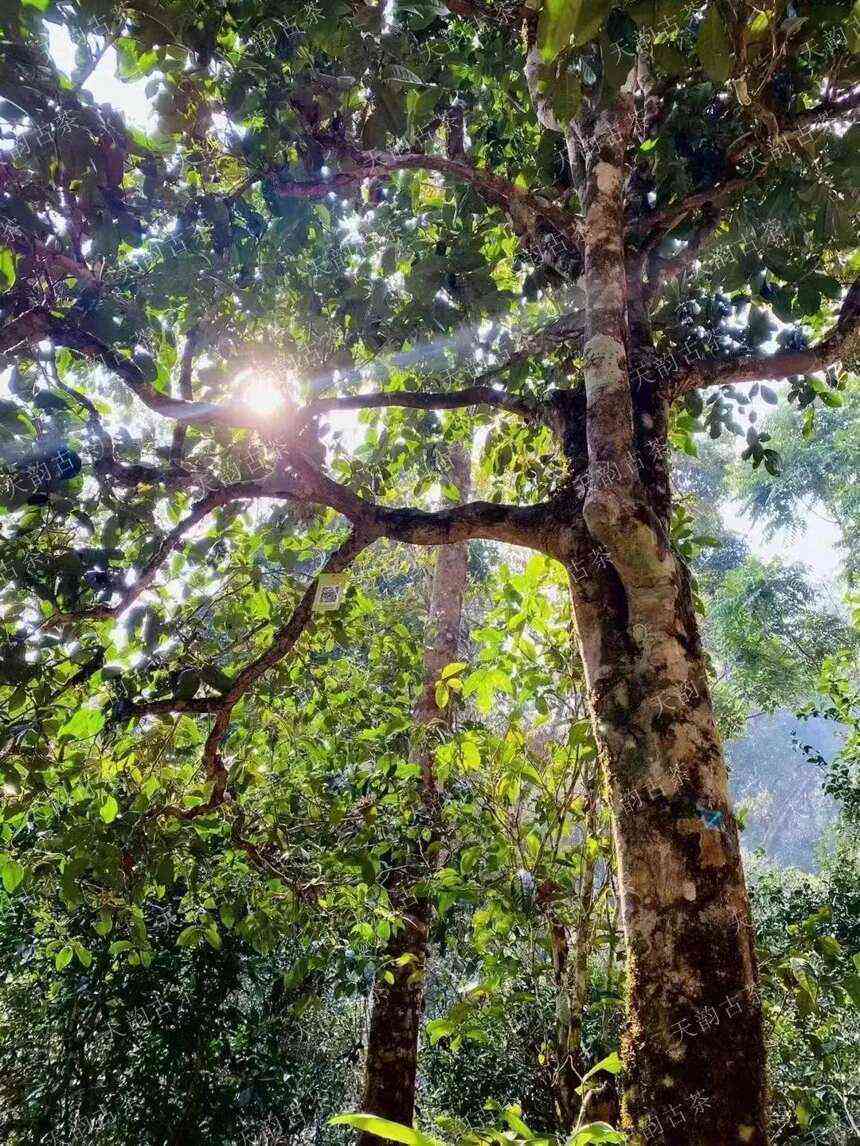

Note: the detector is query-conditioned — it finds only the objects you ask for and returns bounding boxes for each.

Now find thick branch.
[284,450,557,551]
[128,697,222,719]
[670,278,860,398]
[296,142,576,241]
[305,385,541,422]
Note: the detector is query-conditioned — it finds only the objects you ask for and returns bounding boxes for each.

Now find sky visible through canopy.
[27,19,845,584]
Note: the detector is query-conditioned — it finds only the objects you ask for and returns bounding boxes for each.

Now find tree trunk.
[555,96,768,1144]
[549,920,585,1131]
[359,445,471,1145]
[360,896,433,1140]
[549,776,599,1132]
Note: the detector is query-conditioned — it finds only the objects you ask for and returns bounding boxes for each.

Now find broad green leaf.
[576,1051,623,1094]
[844,973,860,1009]
[566,1123,627,1145]
[177,926,202,948]
[329,1112,446,1146]
[697,4,732,84]
[537,0,610,62]
[99,795,119,824]
[204,925,222,949]
[59,708,105,740]
[1,859,25,893]
[0,248,17,291]
[504,1105,535,1138]
[55,947,74,971]
[74,943,93,967]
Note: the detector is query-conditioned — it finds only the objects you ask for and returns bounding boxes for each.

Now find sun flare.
[235,368,289,416]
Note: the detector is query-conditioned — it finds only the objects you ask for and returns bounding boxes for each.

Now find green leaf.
[329,1113,445,1146]
[0,248,17,292]
[177,925,202,948]
[844,973,860,1009]
[108,940,135,955]
[59,708,106,740]
[566,1124,626,1145]
[1,858,25,893]
[74,943,93,967]
[55,946,74,971]
[537,0,610,62]
[99,795,119,824]
[204,924,222,949]
[697,4,732,84]
[576,1051,623,1094]
[504,1105,535,1137]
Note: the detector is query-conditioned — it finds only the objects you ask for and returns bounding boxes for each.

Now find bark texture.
[358,445,471,1146]
[549,777,599,1132]
[554,95,769,1146]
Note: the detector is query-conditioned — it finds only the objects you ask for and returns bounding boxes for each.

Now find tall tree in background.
[360,444,470,1143]
[1,2,859,1143]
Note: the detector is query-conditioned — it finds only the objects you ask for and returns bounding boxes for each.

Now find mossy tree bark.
[358,445,471,1146]
[548,97,768,1146]
[548,768,600,1132]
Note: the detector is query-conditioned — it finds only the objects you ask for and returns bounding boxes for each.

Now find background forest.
[2,395,858,1145]
[0,0,859,1144]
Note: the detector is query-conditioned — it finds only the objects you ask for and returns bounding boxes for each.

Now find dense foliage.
[1,0,859,1142]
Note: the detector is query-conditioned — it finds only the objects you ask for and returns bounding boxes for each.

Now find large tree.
[1,1,859,1143]
[359,443,470,1143]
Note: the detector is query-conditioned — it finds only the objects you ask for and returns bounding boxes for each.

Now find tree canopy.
[1,0,859,1144]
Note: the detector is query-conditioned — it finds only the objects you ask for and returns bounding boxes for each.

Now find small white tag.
[313,573,347,613]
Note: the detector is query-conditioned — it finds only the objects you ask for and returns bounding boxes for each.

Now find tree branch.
[638,94,860,248]
[128,697,222,719]
[669,278,860,398]
[163,529,372,819]
[304,384,541,422]
[283,449,558,551]
[43,479,303,628]
[294,141,577,242]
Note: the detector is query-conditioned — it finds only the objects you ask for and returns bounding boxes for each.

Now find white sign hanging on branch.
[313,572,348,613]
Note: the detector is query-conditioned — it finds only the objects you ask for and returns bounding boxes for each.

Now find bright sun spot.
[235,369,290,416]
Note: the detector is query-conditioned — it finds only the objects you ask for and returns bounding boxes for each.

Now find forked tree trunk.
[553,97,768,1145]
[359,445,471,1145]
